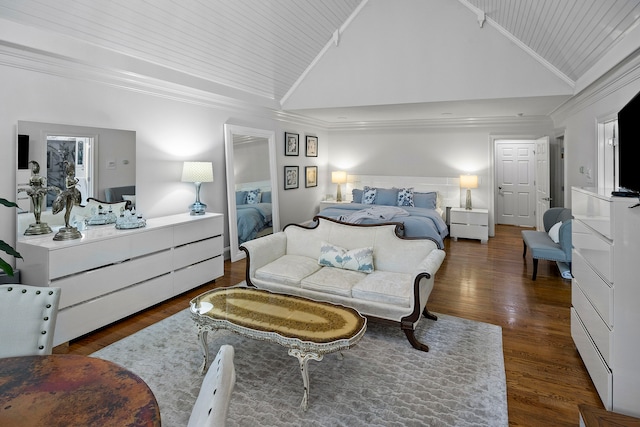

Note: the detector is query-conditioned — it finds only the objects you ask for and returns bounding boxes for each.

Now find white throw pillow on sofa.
[548,221,562,243]
[318,242,374,273]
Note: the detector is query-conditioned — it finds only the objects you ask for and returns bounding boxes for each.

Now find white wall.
[327,122,554,211]
[552,50,640,204]
[0,62,327,267]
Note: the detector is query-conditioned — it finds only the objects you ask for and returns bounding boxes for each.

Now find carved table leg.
[197,329,209,374]
[288,349,323,411]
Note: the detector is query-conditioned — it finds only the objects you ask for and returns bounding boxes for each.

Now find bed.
[315,175,461,249]
[235,183,273,244]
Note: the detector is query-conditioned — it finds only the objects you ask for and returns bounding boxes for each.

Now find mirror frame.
[224,124,279,262]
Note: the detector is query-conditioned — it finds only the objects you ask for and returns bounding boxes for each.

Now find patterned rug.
[91,307,507,426]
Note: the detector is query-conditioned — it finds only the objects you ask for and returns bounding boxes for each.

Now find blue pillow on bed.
[362,186,377,204]
[261,191,271,203]
[352,189,363,203]
[236,191,247,205]
[374,188,399,206]
[246,189,261,204]
[397,187,414,207]
[413,191,438,209]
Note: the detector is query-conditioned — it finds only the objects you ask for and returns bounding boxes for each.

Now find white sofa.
[240,216,446,351]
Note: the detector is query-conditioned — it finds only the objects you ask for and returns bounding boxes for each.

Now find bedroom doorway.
[494,139,537,227]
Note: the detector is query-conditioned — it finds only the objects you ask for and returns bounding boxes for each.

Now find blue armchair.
[522,207,572,280]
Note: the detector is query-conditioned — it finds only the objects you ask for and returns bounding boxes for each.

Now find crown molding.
[318,114,552,132]
[550,49,640,124]
[0,40,281,119]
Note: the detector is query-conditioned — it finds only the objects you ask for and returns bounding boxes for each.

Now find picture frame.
[305,135,318,157]
[305,166,318,188]
[284,166,299,190]
[285,132,299,156]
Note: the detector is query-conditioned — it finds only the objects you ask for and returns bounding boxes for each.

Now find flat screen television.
[616,91,640,195]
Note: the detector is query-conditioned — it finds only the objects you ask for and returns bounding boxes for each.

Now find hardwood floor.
[58,224,602,426]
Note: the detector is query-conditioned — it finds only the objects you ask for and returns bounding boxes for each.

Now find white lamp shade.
[459,175,478,189]
[331,171,347,184]
[182,162,214,183]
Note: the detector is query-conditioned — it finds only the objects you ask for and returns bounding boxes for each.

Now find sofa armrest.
[240,232,287,281]
[413,249,446,279]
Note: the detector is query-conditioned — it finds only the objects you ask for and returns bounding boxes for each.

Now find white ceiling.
[1,0,639,123]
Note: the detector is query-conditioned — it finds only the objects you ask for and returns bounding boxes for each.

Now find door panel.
[535,136,551,230]
[496,141,536,227]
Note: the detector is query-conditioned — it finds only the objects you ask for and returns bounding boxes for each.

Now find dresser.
[449,207,489,243]
[17,213,224,346]
[571,187,640,417]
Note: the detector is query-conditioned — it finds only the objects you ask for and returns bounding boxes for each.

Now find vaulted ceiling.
[1,0,639,123]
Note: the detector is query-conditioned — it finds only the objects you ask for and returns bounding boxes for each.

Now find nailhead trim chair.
[188,345,236,427]
[0,285,61,357]
[522,207,573,280]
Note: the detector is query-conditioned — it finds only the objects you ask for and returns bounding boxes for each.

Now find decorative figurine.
[17,161,61,235]
[52,161,83,240]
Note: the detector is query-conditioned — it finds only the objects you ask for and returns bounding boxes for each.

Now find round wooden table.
[0,354,161,427]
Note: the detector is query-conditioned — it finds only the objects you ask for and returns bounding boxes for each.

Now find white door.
[495,140,536,227]
[535,136,551,230]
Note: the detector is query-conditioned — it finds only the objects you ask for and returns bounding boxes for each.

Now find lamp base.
[465,189,473,210]
[189,201,207,216]
[336,184,342,202]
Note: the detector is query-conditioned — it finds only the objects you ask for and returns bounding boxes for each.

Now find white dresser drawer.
[130,227,173,258]
[572,219,613,283]
[572,282,612,365]
[54,274,174,346]
[53,249,173,309]
[571,308,613,410]
[173,235,223,270]
[49,236,131,279]
[572,251,613,327]
[450,224,488,240]
[173,256,223,294]
[572,189,612,239]
[450,209,488,226]
[174,215,223,246]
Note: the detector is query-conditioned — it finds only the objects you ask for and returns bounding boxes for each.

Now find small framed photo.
[284,166,299,190]
[305,135,318,157]
[305,166,318,188]
[285,132,299,156]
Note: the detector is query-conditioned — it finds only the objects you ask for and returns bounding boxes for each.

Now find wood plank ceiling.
[463,0,640,83]
[1,0,640,113]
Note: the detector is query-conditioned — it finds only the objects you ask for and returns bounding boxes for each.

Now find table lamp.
[182,161,213,215]
[460,174,478,210]
[331,171,347,202]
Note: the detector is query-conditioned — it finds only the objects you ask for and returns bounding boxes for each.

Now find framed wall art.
[285,132,299,156]
[305,166,318,188]
[305,135,318,157]
[284,165,299,190]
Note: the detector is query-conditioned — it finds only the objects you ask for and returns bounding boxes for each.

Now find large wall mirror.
[16,121,135,236]
[224,124,279,262]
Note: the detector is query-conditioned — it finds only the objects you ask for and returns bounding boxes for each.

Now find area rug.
[91,308,507,426]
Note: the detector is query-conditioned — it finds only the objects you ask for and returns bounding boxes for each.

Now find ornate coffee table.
[189,286,367,411]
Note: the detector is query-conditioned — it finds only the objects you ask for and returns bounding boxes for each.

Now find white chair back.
[0,285,61,358]
[188,344,236,427]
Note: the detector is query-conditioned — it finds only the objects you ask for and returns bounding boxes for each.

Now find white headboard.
[345,175,461,209]
[235,180,272,192]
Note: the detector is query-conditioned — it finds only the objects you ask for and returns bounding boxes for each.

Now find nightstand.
[450,208,489,244]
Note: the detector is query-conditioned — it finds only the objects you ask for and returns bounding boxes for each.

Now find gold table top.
[190,287,366,346]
